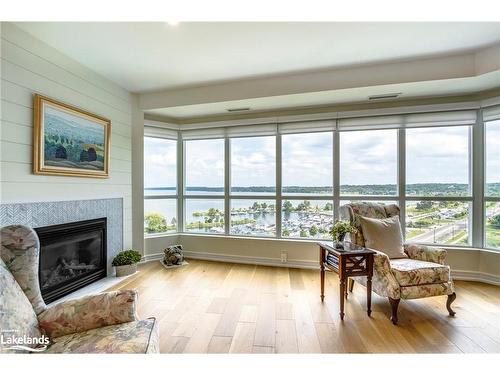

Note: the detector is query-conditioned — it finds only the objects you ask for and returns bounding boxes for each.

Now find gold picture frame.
[33,94,111,178]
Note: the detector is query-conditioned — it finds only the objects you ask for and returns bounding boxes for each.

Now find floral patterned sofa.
[340,202,456,324]
[0,225,159,353]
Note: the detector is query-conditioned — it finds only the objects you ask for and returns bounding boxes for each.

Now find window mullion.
[224,137,230,236]
[398,128,406,238]
[333,127,340,221]
[276,133,282,238]
[178,135,184,233]
[472,110,485,248]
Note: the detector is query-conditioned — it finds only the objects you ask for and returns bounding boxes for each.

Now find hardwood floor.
[108,259,500,353]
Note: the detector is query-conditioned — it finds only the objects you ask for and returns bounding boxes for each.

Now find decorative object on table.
[112,249,142,277]
[330,220,357,248]
[161,245,188,269]
[33,94,111,178]
[340,202,456,325]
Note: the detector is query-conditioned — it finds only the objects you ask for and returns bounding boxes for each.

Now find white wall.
[0,22,134,248]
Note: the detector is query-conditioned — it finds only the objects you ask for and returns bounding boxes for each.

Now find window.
[340,129,397,196]
[231,136,275,195]
[282,132,333,195]
[144,137,176,196]
[144,199,177,234]
[230,200,276,236]
[406,201,469,245]
[406,126,470,196]
[406,126,471,245]
[185,199,225,234]
[282,200,333,239]
[143,103,500,251]
[144,136,177,235]
[185,139,224,195]
[485,120,500,249]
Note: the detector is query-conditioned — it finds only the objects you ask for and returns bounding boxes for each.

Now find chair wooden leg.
[446,292,457,316]
[388,297,400,325]
[348,278,354,292]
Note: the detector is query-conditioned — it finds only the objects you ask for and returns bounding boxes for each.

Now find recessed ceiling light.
[227,107,251,112]
[165,21,180,27]
[368,93,402,100]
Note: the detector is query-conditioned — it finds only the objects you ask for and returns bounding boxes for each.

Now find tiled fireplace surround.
[0,198,126,303]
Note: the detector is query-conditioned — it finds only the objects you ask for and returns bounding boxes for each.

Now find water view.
[144,183,500,246]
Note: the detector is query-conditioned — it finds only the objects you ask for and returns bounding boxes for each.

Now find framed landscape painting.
[33,94,111,178]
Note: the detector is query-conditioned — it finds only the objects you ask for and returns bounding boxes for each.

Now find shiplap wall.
[0,22,133,248]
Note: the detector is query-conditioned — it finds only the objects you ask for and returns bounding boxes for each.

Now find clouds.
[282,132,333,187]
[406,127,469,184]
[185,139,225,187]
[144,124,485,190]
[340,129,397,185]
[486,121,500,185]
[231,136,276,187]
[144,137,177,188]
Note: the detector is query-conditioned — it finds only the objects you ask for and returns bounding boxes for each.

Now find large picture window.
[406,126,471,245]
[282,132,333,195]
[144,136,177,235]
[231,136,275,195]
[185,139,224,195]
[282,200,333,239]
[485,119,500,249]
[406,126,470,196]
[143,103,500,251]
[185,199,225,234]
[340,129,397,196]
[230,199,276,237]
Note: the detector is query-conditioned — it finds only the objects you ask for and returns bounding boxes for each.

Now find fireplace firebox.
[35,218,107,303]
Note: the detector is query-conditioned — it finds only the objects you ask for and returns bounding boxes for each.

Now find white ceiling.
[146,71,500,119]
[15,22,500,93]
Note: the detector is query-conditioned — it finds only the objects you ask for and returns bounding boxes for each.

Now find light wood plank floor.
[108,259,500,353]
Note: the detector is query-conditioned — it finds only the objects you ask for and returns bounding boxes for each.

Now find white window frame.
[142,100,500,251]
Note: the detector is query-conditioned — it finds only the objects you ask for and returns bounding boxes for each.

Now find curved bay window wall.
[143,102,500,251]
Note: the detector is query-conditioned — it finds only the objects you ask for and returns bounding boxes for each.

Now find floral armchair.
[0,225,159,353]
[340,203,456,324]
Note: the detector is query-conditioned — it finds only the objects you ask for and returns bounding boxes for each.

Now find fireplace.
[35,218,107,303]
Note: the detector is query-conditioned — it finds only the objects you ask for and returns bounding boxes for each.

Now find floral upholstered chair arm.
[372,250,401,300]
[404,244,447,265]
[38,290,138,339]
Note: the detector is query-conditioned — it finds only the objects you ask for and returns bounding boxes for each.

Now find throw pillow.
[358,215,407,259]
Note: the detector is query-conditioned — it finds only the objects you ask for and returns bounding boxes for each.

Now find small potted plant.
[112,249,142,277]
[330,220,357,248]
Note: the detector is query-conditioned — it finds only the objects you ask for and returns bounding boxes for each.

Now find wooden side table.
[318,241,375,320]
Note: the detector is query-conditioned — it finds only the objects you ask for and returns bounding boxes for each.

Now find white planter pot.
[115,263,137,277]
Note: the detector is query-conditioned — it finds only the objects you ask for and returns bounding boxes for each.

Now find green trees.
[297,200,311,211]
[282,229,291,237]
[299,229,308,237]
[144,213,168,233]
[416,201,433,210]
[309,225,318,237]
[490,214,500,229]
[324,202,333,211]
[283,200,293,213]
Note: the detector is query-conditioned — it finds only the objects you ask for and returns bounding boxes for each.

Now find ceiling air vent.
[368,93,402,100]
[227,107,251,112]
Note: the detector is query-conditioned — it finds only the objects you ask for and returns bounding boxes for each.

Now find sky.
[144,124,499,189]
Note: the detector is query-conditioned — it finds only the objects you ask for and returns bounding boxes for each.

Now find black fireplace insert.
[35,218,107,303]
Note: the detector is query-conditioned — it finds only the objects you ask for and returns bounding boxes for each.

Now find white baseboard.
[451,270,500,286]
[142,251,318,269]
[143,251,500,286]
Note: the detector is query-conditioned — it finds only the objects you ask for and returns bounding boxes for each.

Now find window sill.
[143,232,500,252]
[144,232,179,239]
